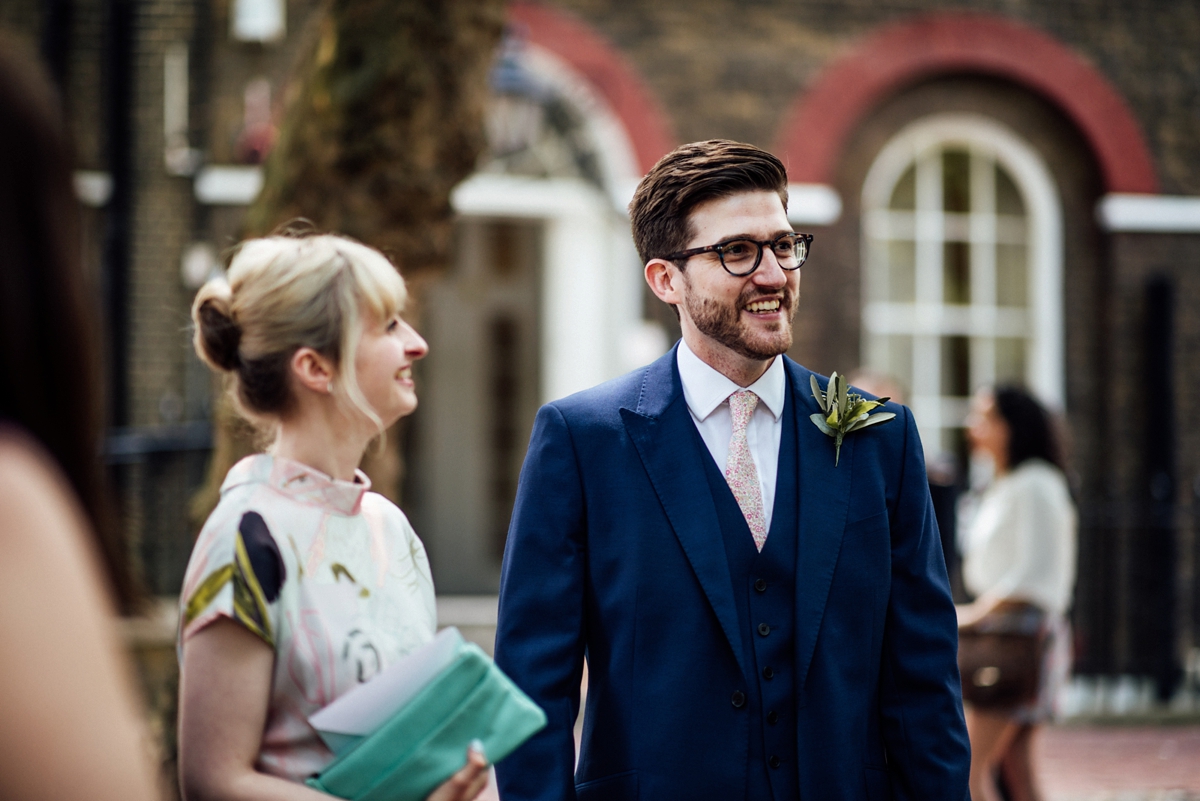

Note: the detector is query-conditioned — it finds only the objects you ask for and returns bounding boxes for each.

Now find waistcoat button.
[754,578,767,592]
[731,690,746,708]
[758,622,771,636]
[769,755,781,769]
[767,710,779,725]
[763,665,775,679]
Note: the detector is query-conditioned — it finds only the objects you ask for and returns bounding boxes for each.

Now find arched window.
[860,113,1064,459]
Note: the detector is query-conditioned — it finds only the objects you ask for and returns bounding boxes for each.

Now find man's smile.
[744,298,782,315]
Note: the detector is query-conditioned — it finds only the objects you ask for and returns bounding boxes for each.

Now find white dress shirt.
[676,339,786,531]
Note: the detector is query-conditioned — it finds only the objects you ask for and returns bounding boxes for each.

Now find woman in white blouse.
[958,385,1077,801]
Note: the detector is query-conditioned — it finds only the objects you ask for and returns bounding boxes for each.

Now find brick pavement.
[476,724,1200,800]
[1037,725,1200,801]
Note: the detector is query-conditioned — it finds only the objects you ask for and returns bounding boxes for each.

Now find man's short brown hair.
[628,139,789,266]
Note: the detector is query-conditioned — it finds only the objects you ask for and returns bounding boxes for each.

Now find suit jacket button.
[758,622,771,636]
[767,710,779,725]
[731,690,746,708]
[769,755,781,769]
[754,578,767,592]
[763,666,775,680]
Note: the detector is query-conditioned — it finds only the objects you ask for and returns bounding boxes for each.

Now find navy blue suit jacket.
[494,347,970,801]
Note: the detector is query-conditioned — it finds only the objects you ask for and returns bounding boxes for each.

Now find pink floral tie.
[726,390,767,551]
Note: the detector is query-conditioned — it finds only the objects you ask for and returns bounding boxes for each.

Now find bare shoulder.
[0,428,65,494]
[0,428,88,551]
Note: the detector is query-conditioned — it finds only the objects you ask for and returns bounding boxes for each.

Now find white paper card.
[309,627,464,754]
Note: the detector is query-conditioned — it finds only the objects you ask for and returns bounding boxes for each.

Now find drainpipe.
[103,0,134,426]
[1134,274,1179,702]
[39,0,73,92]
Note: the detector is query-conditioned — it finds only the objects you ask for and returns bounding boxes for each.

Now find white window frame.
[860,113,1064,455]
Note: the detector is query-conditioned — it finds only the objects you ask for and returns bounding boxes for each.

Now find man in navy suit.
[494,140,970,801]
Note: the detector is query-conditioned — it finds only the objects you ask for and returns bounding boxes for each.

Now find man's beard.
[682,281,797,361]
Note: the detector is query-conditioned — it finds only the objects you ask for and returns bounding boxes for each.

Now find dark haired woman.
[0,33,158,801]
[958,385,1077,801]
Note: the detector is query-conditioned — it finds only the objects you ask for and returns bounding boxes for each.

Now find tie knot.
[728,390,759,430]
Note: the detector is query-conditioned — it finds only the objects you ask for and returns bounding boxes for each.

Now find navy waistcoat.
[697,389,800,801]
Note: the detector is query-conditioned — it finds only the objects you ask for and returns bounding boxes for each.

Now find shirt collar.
[676,338,786,423]
[222,453,370,516]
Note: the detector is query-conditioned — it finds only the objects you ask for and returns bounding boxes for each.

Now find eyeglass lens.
[720,235,808,275]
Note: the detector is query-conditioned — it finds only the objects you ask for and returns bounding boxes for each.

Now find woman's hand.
[956,602,986,630]
[426,743,489,801]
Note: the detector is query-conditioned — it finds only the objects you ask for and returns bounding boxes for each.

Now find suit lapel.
[788,359,855,690]
[621,347,748,680]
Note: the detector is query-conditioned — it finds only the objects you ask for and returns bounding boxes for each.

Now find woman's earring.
[326,381,334,394]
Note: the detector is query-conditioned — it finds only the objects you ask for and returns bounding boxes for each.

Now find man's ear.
[291,347,336,395]
[645,258,684,308]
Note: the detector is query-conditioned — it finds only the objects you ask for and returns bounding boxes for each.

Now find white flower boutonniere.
[809,372,896,466]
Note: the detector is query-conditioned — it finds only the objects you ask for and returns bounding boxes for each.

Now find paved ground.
[1038,725,1200,801]
[475,724,1200,800]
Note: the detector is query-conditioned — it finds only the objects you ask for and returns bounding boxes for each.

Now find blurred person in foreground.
[177,232,487,801]
[958,385,1077,801]
[495,140,969,801]
[0,33,159,801]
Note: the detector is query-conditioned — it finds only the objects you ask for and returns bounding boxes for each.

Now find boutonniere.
[809,372,896,466]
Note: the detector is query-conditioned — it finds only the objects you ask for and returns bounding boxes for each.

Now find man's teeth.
[397,367,412,380]
[745,299,781,313]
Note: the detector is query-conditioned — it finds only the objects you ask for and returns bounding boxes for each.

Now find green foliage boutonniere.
[809,372,897,466]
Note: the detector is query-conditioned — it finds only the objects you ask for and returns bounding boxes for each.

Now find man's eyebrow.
[712,229,794,242]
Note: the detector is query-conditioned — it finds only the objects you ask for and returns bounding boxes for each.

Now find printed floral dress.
[179,454,436,781]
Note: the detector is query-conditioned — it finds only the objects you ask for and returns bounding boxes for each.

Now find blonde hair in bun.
[191,231,407,433]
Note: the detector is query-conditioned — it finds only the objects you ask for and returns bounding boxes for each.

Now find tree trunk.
[192,0,505,524]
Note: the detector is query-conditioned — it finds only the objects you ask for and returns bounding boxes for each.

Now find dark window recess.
[940,336,971,397]
[489,316,521,556]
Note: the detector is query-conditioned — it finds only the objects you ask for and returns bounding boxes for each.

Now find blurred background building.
[3,0,1199,723]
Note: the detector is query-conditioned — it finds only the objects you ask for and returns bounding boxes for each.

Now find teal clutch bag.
[305,628,546,801]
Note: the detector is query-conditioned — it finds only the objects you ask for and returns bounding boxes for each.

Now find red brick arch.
[509,2,676,175]
[773,13,1159,193]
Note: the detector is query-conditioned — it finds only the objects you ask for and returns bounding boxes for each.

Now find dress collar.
[222,454,370,516]
[676,338,786,423]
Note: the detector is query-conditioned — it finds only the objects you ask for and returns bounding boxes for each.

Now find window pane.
[940,335,971,397]
[996,243,1027,307]
[943,241,970,304]
[886,335,913,390]
[942,150,970,213]
[890,165,915,210]
[888,240,916,302]
[995,337,1026,384]
[996,164,1024,215]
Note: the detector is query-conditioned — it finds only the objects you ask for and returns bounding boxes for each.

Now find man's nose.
[752,248,788,287]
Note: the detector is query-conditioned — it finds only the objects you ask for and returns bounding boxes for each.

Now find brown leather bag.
[957,601,1047,710]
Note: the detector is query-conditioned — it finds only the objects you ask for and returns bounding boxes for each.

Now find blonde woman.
[178,233,488,801]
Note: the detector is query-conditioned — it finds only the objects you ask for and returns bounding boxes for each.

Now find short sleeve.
[180,509,286,648]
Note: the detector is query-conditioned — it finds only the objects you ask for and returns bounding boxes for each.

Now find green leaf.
[835,373,848,420]
[854,412,896,430]
[810,374,826,412]
[809,413,836,437]
[849,400,882,419]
